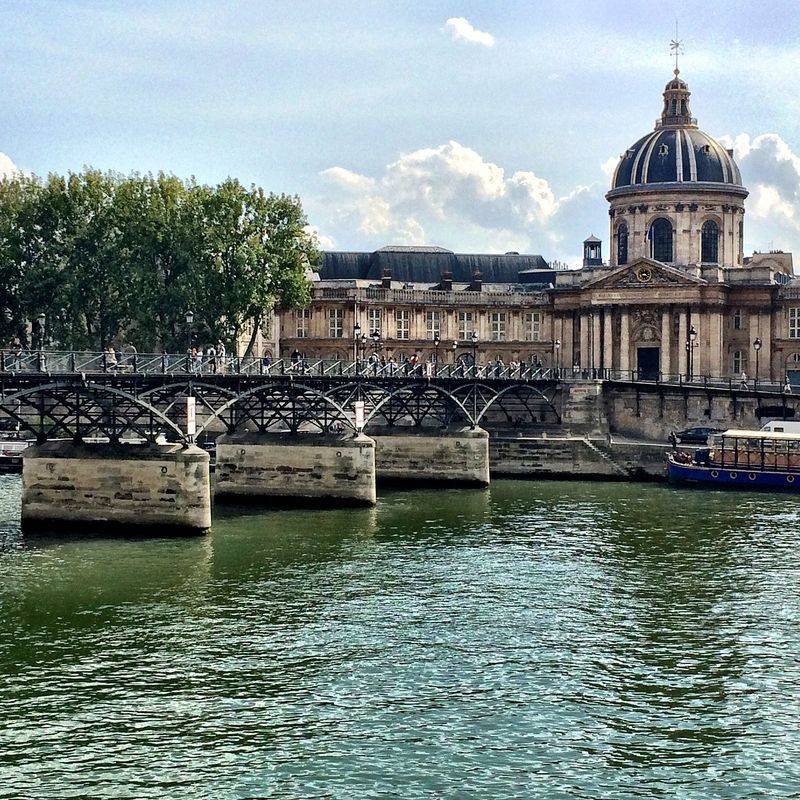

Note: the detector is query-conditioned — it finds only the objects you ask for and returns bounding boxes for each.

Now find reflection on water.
[0,474,799,798]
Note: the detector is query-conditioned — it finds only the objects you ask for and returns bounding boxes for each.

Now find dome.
[611,127,742,189]
[608,71,745,196]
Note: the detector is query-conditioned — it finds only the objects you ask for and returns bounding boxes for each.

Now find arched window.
[701,220,719,263]
[617,222,629,265]
[649,218,673,263]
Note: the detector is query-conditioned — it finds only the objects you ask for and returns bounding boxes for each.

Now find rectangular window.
[426,310,440,340]
[732,350,744,375]
[490,312,507,341]
[733,309,744,331]
[367,308,382,335]
[458,311,474,340]
[524,312,541,342]
[790,308,800,339]
[328,308,343,339]
[295,308,310,338]
[395,309,410,340]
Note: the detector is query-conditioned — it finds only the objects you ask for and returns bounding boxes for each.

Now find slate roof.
[318,246,549,284]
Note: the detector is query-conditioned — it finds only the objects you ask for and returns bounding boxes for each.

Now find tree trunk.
[243,312,262,358]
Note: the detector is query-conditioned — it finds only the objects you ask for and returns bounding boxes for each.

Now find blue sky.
[3,0,800,265]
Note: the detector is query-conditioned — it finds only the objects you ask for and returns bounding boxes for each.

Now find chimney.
[470,269,482,292]
[440,270,453,291]
[381,268,391,288]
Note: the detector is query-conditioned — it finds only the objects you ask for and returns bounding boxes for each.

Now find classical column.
[619,310,630,375]
[761,311,773,381]
[603,308,613,373]
[592,312,602,371]
[562,314,574,370]
[678,308,688,377]
[709,309,723,378]
[660,309,671,379]
[580,313,590,370]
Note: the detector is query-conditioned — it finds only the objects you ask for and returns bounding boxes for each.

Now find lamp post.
[687,324,697,380]
[451,340,458,366]
[353,320,361,363]
[754,337,762,382]
[470,330,478,375]
[433,333,441,364]
[371,330,381,354]
[185,310,194,353]
[36,312,46,350]
[554,339,562,374]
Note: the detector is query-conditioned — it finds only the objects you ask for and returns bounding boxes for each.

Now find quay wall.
[21,442,211,533]
[215,432,376,506]
[489,436,671,481]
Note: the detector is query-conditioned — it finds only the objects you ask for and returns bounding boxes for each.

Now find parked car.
[672,426,725,445]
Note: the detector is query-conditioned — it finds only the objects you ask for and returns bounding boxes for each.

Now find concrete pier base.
[215,432,377,506]
[21,441,211,534]
[371,426,490,486]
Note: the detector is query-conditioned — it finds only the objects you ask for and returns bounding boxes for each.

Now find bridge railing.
[0,350,565,381]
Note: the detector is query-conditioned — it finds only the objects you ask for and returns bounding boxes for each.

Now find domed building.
[607,70,747,268]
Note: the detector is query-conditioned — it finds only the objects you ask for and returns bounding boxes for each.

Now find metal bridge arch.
[363,383,475,429]
[0,382,189,443]
[473,382,561,425]
[195,381,358,436]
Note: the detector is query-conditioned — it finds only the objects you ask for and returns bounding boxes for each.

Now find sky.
[3,0,800,266]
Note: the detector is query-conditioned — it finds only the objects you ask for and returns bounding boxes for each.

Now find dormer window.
[659,144,669,156]
[703,144,711,154]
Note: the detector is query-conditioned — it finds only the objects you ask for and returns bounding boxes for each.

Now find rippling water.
[1,474,799,798]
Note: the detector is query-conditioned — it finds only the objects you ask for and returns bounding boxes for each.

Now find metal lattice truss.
[0,377,561,443]
[198,383,357,436]
[0,382,187,444]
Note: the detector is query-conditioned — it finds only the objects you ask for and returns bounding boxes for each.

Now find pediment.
[583,258,706,289]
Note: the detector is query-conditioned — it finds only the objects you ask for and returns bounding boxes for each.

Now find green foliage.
[0,169,318,350]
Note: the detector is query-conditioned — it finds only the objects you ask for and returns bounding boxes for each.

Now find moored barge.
[667,429,800,491]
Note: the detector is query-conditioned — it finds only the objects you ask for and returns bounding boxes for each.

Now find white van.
[760,420,800,434]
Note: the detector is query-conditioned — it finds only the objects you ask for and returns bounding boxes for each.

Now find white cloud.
[0,152,19,179]
[304,224,336,250]
[313,140,604,265]
[445,17,495,48]
[718,132,800,254]
[600,156,618,177]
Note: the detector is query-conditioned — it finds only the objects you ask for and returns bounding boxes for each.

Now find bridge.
[3,350,797,536]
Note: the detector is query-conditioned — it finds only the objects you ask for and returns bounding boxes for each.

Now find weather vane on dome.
[670,21,684,75]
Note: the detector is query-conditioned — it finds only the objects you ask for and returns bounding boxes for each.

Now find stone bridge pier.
[370,426,490,486]
[22,441,211,534]
[214,432,377,506]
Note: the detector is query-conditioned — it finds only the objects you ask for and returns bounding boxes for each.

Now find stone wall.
[603,385,784,440]
[371,427,490,486]
[215,432,376,506]
[489,436,672,480]
[22,442,211,534]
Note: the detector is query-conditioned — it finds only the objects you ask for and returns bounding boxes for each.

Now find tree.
[0,168,317,352]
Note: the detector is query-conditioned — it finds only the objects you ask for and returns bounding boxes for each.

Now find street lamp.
[554,339,562,373]
[353,320,361,362]
[451,340,458,365]
[434,333,441,364]
[36,312,46,350]
[687,324,697,380]
[754,337,762,381]
[185,310,194,353]
[470,330,478,373]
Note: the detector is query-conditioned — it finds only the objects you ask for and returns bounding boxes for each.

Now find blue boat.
[667,429,800,492]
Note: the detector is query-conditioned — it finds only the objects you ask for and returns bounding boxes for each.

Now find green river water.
[0,474,798,798]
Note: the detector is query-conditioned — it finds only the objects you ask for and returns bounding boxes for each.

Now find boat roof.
[720,429,800,441]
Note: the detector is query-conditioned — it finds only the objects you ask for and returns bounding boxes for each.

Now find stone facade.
[276,70,800,383]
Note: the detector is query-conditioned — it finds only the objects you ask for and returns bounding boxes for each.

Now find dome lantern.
[657,70,697,129]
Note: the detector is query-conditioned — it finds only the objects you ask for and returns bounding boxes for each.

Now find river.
[0,474,798,798]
